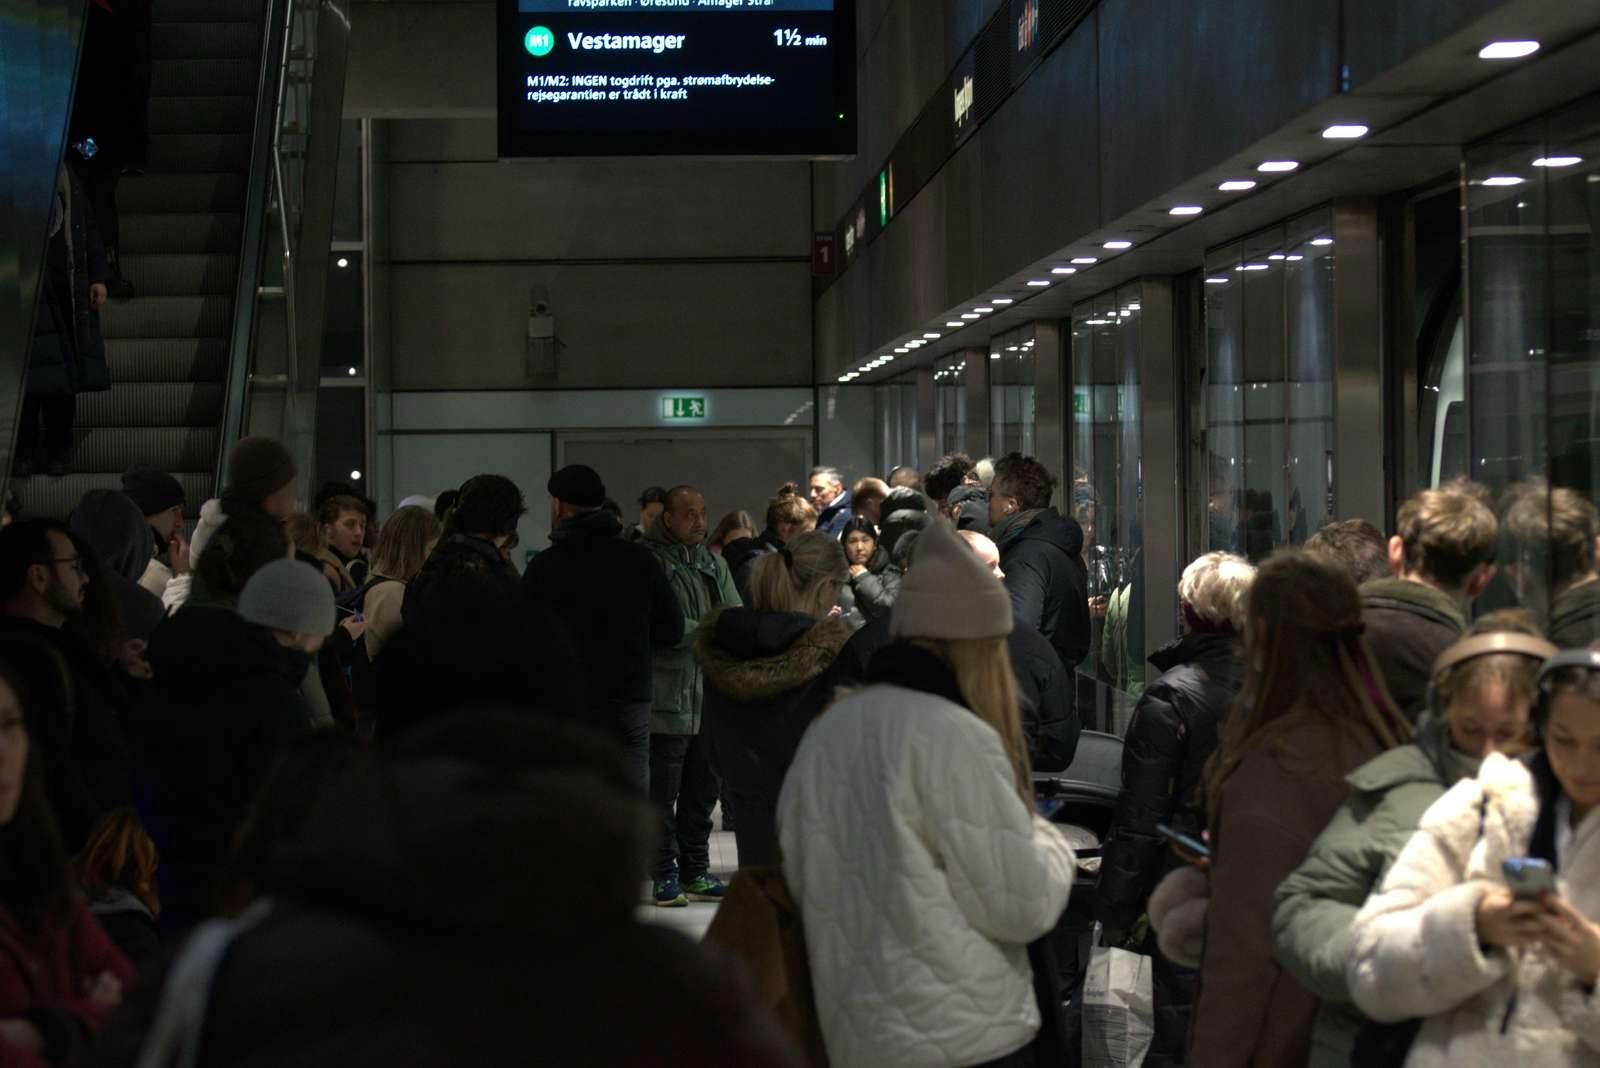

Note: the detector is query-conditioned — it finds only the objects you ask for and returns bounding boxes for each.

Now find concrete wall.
[348,2,814,392]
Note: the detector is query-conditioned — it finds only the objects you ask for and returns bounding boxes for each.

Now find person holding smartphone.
[1273,615,1556,1068]
[1349,647,1600,1066]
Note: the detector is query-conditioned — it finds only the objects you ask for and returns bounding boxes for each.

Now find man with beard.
[0,519,130,848]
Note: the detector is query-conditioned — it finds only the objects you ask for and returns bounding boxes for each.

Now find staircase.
[16,0,265,520]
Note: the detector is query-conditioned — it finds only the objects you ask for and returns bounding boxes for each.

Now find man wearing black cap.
[523,465,684,794]
[122,463,187,602]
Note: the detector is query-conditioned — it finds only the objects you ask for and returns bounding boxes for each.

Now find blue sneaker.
[652,877,688,908]
[682,873,726,902]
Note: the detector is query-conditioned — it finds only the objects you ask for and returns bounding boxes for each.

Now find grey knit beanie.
[890,519,1014,641]
[240,559,336,637]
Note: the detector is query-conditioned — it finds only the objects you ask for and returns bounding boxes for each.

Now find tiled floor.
[638,813,738,941]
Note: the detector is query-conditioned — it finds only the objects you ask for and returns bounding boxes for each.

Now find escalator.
[4,0,349,522]
[14,0,263,520]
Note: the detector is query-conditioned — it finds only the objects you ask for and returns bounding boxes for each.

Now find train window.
[1071,286,1144,729]
[1198,206,1336,562]
[989,325,1036,457]
[1464,93,1600,645]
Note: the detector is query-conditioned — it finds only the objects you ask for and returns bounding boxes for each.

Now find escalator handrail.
[217,0,296,492]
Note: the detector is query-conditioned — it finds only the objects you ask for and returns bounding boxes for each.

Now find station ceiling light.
[1169,204,1204,216]
[1258,160,1300,173]
[1322,124,1369,139]
[991,297,1015,305]
[1311,237,1334,246]
[1027,280,1051,287]
[1218,180,1257,192]
[1104,240,1134,250]
[1481,176,1526,186]
[974,306,994,314]
[1478,40,1540,60]
[1533,156,1582,167]
[1070,256,1098,265]
[923,332,942,339]
[1052,266,1077,275]
[946,321,965,327]
[961,313,981,320]
[1286,254,1304,262]
[1205,277,1231,284]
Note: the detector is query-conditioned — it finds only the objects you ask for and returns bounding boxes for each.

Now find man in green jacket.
[643,485,742,908]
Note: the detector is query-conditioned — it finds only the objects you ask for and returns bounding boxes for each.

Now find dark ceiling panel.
[1097,0,1339,221]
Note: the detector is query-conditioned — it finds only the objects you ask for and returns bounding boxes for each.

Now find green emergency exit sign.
[662,396,707,420]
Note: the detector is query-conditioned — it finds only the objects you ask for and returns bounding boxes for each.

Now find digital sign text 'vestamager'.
[496,0,855,157]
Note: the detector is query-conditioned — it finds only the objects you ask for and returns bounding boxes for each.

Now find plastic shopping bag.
[1081,924,1153,1068]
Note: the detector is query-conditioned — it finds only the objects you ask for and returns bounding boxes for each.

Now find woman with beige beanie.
[777,520,1076,1068]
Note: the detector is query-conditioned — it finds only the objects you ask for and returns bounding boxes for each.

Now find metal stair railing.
[217,0,350,495]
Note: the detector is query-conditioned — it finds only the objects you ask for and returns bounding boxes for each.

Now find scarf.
[991,508,1045,548]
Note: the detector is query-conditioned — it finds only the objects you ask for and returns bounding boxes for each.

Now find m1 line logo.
[525,25,555,57]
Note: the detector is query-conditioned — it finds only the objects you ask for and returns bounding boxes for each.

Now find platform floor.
[638,814,737,941]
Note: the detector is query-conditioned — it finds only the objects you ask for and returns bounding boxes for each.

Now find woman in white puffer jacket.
[778,521,1076,1068]
[1348,650,1600,1067]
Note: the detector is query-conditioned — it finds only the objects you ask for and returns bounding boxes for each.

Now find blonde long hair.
[749,531,847,618]
[372,506,441,583]
[917,636,1033,808]
[1204,549,1407,814]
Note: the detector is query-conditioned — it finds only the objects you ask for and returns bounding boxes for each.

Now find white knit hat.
[890,519,1014,640]
[240,559,337,637]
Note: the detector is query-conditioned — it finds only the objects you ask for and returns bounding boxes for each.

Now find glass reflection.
[934,354,967,458]
[1465,93,1600,645]
[1072,286,1144,726]
[989,326,1037,456]
[1199,207,1336,561]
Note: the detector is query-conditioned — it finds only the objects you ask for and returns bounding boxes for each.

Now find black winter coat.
[998,509,1091,670]
[1095,629,1245,940]
[831,613,1080,772]
[0,618,131,851]
[523,510,684,709]
[1359,578,1466,722]
[725,530,782,604]
[947,485,990,535]
[402,533,589,720]
[698,606,852,868]
[29,169,110,397]
[133,606,312,935]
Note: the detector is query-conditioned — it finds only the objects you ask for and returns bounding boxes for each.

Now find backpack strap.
[134,900,273,1068]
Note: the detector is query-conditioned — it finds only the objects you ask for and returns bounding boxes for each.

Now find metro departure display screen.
[496,0,856,158]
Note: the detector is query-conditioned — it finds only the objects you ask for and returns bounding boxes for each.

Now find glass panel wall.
[1199,207,1337,561]
[1465,94,1600,645]
[990,325,1038,456]
[876,377,919,474]
[935,354,968,457]
[1072,288,1145,730]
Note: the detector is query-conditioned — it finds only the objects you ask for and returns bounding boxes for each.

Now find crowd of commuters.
[1,432,1600,1066]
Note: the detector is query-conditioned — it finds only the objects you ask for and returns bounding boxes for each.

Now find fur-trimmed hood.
[698,606,851,702]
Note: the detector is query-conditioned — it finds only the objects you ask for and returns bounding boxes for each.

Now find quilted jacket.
[1348,751,1600,1068]
[777,645,1077,1068]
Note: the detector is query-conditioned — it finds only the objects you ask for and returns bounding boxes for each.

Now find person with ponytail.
[1174,550,1409,1068]
[0,659,133,1067]
[698,531,853,868]
[778,521,1076,1068]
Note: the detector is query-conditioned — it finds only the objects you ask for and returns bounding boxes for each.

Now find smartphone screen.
[1156,823,1211,860]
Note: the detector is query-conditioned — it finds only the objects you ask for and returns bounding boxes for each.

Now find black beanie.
[121,464,186,516]
[547,465,607,509]
[227,437,298,504]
